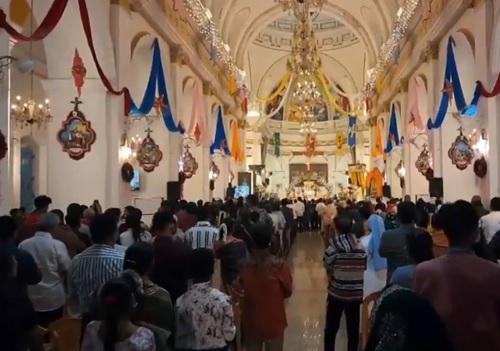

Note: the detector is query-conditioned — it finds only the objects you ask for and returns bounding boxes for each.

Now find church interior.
[1,0,500,213]
[2,1,500,351]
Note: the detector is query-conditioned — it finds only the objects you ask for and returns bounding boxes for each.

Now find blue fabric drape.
[385,104,400,154]
[348,116,357,147]
[368,214,387,272]
[210,107,230,155]
[129,39,184,134]
[427,37,479,129]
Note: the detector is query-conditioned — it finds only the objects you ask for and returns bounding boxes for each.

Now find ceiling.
[203,0,403,97]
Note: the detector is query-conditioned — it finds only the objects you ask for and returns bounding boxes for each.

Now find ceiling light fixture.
[184,0,243,78]
[364,0,421,97]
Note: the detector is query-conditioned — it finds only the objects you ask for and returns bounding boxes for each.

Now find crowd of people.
[1,192,500,351]
[321,195,500,351]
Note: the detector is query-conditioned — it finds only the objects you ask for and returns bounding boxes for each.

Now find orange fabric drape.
[231,122,244,162]
[9,0,30,26]
[371,119,384,157]
[365,168,384,197]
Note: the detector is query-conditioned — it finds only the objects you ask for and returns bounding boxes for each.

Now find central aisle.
[284,231,347,351]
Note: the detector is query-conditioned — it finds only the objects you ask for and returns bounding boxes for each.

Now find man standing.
[16,195,53,243]
[175,249,236,351]
[185,207,220,250]
[415,201,500,351]
[294,197,305,232]
[19,213,71,326]
[379,201,422,282]
[479,197,500,243]
[68,214,124,315]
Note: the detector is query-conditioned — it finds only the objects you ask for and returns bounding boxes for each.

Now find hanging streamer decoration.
[231,121,245,163]
[273,132,280,157]
[257,72,292,103]
[318,72,361,116]
[121,39,184,133]
[427,37,480,129]
[187,81,210,146]
[210,107,230,155]
[385,104,400,154]
[348,116,357,147]
[0,0,69,41]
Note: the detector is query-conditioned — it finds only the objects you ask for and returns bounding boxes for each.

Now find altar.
[287,164,332,200]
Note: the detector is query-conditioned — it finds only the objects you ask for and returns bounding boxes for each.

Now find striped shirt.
[68,244,124,314]
[324,234,366,302]
[185,221,221,250]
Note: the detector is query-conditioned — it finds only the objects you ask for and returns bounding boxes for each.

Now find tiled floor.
[284,231,347,351]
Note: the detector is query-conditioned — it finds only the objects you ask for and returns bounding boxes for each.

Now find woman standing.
[81,279,156,351]
[120,208,152,248]
[360,213,387,298]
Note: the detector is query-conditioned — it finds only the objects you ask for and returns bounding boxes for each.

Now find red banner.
[0,0,69,41]
[479,74,500,98]
[78,0,131,114]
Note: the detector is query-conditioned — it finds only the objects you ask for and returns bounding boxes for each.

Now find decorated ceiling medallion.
[136,128,163,172]
[415,144,432,176]
[57,97,96,160]
[179,145,198,179]
[448,127,474,170]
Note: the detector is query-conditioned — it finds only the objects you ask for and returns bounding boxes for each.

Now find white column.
[0,33,13,213]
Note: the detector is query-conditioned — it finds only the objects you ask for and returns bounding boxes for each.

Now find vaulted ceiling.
[203,0,403,97]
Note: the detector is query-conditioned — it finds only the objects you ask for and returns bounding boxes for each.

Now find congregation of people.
[1,192,500,351]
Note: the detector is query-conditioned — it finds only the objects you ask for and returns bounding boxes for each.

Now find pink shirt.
[414,253,500,351]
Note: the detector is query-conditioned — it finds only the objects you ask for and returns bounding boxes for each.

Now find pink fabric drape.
[187,81,210,147]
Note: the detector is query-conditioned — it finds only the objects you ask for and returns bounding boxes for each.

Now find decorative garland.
[0,0,69,41]
[427,37,480,129]
[257,72,292,103]
[318,72,361,116]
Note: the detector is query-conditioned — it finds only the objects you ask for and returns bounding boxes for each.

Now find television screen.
[234,185,250,198]
[130,169,141,191]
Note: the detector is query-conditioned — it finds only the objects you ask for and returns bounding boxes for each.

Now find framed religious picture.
[448,127,474,170]
[136,129,163,172]
[57,97,96,160]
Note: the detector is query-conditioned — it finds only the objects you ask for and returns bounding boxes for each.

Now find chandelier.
[276,0,326,18]
[11,96,52,129]
[11,0,52,129]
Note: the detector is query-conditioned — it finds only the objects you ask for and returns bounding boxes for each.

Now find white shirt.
[294,201,305,217]
[19,231,71,312]
[270,211,286,234]
[479,211,500,243]
[185,221,221,250]
[315,202,326,216]
[175,282,235,350]
[119,229,153,248]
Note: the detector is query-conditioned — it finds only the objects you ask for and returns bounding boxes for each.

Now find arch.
[456,28,476,58]
[130,31,154,60]
[226,7,252,50]
[233,3,378,69]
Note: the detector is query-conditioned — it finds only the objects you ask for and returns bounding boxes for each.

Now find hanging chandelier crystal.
[11,95,52,129]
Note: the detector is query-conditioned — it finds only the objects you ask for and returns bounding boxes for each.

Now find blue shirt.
[390,264,417,289]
